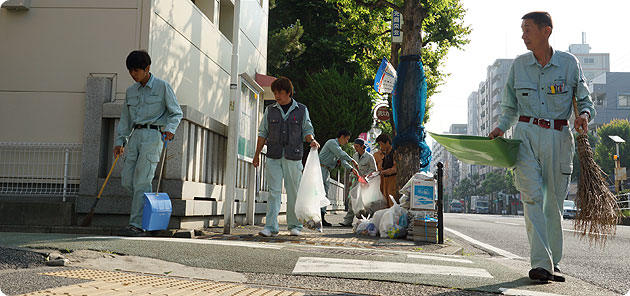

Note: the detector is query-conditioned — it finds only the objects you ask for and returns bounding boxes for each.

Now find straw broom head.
[574,133,619,244]
[572,97,619,244]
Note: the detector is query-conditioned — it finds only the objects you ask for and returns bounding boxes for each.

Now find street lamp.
[609,135,626,193]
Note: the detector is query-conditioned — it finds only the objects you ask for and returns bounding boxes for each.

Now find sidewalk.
[197,212,459,254]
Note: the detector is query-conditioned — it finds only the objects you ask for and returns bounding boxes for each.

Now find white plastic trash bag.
[353,172,386,217]
[379,195,407,238]
[295,147,328,230]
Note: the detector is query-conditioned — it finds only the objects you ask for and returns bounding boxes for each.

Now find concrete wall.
[149,0,268,126]
[0,0,148,144]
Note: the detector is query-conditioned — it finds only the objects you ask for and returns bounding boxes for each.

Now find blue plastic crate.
[142,192,172,231]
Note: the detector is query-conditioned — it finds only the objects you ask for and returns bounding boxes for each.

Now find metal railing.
[0,142,82,198]
[617,193,630,211]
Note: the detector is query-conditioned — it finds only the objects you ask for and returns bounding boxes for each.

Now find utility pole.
[224,0,242,234]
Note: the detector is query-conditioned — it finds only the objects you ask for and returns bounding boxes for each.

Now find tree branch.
[355,0,401,12]
[380,29,392,36]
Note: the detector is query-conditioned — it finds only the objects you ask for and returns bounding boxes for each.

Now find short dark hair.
[271,76,294,97]
[522,11,553,30]
[126,50,151,70]
[337,129,351,138]
[375,134,391,144]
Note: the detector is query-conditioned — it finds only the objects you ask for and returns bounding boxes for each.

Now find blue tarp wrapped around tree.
[391,55,432,171]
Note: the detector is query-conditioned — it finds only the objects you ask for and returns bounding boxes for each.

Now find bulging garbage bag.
[379,195,408,238]
[295,147,328,230]
[353,172,386,218]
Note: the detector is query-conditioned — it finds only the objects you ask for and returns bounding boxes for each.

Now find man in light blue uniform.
[253,77,319,237]
[319,129,359,226]
[489,12,594,282]
[340,138,377,226]
[114,50,183,236]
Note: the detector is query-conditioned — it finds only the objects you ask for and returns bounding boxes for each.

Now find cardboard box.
[411,174,436,210]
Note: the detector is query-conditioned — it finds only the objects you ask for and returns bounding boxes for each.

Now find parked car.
[563,200,577,219]
[450,201,463,213]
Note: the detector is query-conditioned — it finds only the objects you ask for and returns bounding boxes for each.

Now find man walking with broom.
[489,12,595,282]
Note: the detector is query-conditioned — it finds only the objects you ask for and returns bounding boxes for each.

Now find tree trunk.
[395,0,427,193]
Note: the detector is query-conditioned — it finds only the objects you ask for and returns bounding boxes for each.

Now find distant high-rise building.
[589,72,630,130]
[568,33,610,82]
[478,59,513,177]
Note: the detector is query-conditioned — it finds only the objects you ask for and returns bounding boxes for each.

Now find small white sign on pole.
[392,10,403,43]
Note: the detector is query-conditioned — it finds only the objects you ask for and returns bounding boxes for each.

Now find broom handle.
[97,154,120,199]
[156,135,168,194]
[572,95,584,134]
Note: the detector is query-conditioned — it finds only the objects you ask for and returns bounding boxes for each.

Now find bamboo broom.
[572,96,619,244]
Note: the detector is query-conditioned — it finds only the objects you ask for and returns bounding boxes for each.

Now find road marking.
[562,228,610,236]
[292,257,493,278]
[500,288,565,296]
[445,227,522,259]
[495,221,521,226]
[407,254,473,264]
[625,288,630,296]
[78,236,284,249]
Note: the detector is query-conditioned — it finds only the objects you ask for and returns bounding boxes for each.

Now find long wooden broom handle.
[97,154,120,199]
[572,95,584,134]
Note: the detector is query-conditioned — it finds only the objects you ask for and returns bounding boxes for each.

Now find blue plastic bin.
[142,192,172,231]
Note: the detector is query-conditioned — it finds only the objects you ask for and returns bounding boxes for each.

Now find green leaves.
[594,119,630,177]
[299,68,375,144]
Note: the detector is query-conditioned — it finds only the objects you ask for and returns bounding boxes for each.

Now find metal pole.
[63,148,69,202]
[223,0,242,234]
[437,162,444,244]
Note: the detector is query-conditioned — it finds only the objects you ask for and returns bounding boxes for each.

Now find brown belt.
[518,116,568,131]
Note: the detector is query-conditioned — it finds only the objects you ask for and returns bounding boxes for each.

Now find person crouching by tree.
[375,134,397,207]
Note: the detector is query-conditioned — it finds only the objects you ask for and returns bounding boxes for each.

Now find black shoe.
[529,268,565,283]
[339,222,352,227]
[554,266,561,273]
[118,225,146,237]
[322,220,332,227]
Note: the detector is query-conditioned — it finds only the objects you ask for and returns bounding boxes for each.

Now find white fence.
[618,193,630,211]
[0,142,82,198]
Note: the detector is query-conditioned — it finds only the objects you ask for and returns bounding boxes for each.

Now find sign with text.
[373,58,397,93]
[392,10,403,43]
[376,106,391,121]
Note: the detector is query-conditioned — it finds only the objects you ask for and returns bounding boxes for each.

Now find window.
[191,0,216,24]
[595,94,605,106]
[219,0,234,42]
[238,81,260,159]
[584,57,595,64]
[618,94,630,108]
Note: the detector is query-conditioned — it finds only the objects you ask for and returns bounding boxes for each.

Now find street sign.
[376,106,391,121]
[615,167,627,181]
[373,58,397,93]
[392,10,403,43]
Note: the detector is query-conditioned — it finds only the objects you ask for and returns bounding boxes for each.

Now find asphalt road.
[444,213,630,295]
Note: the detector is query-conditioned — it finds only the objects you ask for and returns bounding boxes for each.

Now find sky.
[424,0,630,147]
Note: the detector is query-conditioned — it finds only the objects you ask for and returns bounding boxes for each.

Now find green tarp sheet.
[429,132,523,168]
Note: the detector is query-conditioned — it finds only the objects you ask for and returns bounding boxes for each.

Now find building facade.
[589,72,630,130]
[0,0,340,230]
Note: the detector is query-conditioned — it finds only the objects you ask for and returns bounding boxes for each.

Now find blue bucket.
[142,192,172,231]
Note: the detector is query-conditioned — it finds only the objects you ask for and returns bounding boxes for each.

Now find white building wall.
[0,0,145,143]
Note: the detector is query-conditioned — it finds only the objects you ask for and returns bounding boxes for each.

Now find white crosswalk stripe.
[292,257,493,278]
[407,254,474,264]
[500,288,566,296]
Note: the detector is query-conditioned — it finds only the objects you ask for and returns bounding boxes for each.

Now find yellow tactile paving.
[17,269,303,296]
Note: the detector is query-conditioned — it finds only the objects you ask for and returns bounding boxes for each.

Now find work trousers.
[121,128,163,229]
[513,122,573,273]
[265,157,303,233]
